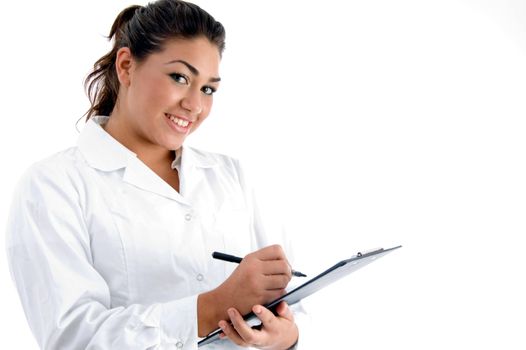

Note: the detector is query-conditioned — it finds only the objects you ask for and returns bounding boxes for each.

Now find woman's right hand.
[217,244,292,315]
[197,245,292,336]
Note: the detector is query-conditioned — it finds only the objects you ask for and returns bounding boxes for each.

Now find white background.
[1,0,525,348]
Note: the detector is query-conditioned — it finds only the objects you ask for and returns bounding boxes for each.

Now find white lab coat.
[5,116,301,350]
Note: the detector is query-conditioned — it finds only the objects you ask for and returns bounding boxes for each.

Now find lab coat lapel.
[123,156,190,205]
[178,147,217,201]
[79,116,190,204]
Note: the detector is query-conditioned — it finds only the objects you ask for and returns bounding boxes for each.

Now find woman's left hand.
[218,301,298,349]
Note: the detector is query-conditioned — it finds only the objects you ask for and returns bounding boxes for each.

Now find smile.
[166,113,191,127]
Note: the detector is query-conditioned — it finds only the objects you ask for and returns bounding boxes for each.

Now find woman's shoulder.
[15,147,88,196]
[25,146,84,174]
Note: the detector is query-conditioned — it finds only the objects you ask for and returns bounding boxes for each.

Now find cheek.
[131,75,172,113]
[201,97,214,116]
[190,117,207,133]
[200,99,214,121]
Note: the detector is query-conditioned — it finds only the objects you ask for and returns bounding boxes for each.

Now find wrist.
[197,287,231,337]
[197,290,220,337]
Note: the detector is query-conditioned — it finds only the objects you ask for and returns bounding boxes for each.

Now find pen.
[212,251,307,277]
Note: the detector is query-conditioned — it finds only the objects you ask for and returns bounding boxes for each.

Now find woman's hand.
[215,245,292,315]
[219,301,298,349]
[198,245,292,336]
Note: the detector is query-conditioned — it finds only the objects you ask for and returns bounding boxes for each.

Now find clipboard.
[198,245,402,347]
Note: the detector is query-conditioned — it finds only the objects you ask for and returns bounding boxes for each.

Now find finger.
[260,288,287,305]
[228,308,262,345]
[254,244,287,261]
[276,301,294,322]
[261,274,291,290]
[218,319,249,347]
[261,259,292,278]
[253,304,278,329]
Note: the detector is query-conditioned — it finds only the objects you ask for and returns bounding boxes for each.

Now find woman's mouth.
[165,113,192,133]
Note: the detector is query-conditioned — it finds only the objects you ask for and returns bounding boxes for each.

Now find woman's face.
[117,36,221,152]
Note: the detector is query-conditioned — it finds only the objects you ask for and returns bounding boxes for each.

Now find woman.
[6,1,300,349]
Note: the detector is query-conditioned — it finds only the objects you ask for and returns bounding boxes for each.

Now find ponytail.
[83,5,141,120]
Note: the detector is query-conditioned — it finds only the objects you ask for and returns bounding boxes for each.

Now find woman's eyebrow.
[165,59,221,82]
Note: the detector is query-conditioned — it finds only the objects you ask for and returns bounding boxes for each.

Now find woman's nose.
[180,89,203,115]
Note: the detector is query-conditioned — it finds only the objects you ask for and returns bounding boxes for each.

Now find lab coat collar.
[178,144,218,170]
[77,116,136,171]
[77,116,218,171]
[77,116,218,203]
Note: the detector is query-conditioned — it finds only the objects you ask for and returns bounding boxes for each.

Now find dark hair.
[83,0,225,120]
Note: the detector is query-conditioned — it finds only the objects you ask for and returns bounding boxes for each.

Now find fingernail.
[228,309,235,318]
[219,321,226,330]
[254,306,262,314]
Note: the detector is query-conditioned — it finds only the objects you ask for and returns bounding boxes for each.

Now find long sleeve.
[6,163,199,350]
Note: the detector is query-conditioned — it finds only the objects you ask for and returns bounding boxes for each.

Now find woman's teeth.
[168,114,190,127]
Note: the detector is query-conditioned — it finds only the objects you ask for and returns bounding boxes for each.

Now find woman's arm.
[6,164,200,350]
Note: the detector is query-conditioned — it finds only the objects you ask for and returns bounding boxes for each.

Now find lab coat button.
[184,213,192,221]
[196,273,204,281]
[176,341,184,348]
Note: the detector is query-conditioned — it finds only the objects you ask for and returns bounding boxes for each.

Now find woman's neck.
[103,113,174,170]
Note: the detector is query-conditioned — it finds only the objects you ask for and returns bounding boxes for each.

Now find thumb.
[276,301,294,321]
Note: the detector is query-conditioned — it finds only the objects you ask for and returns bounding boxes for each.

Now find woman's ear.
[115,47,133,86]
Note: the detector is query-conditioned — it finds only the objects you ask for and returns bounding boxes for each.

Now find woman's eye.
[202,86,216,96]
[170,73,188,84]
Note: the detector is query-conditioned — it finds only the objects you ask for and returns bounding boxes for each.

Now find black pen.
[212,251,307,277]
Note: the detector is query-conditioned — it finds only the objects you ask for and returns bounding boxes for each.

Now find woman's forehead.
[158,37,220,66]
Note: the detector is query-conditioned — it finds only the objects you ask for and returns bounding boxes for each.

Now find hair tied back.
[109,5,142,42]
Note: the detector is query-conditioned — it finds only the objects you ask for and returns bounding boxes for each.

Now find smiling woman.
[102,36,222,191]
[5,1,301,349]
